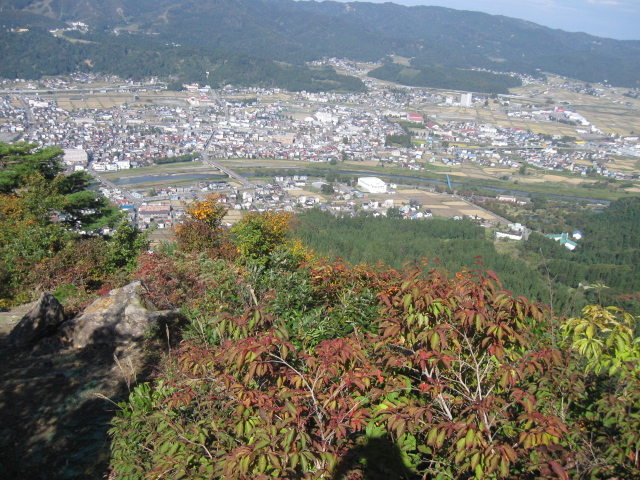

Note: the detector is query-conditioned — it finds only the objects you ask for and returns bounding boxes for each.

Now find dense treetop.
[0,142,141,307]
[108,196,640,480]
[368,63,522,94]
[0,29,366,92]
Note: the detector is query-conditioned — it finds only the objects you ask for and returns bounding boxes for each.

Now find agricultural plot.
[100,161,212,180]
[476,108,579,137]
[510,77,640,136]
[47,91,189,112]
[538,174,588,185]
[574,106,639,136]
[610,158,639,173]
[391,190,503,223]
[50,92,132,112]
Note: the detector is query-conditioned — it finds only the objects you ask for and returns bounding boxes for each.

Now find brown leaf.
[549,460,569,480]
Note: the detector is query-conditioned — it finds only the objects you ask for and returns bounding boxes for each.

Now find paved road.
[89,168,142,205]
[17,96,36,135]
[201,154,255,188]
[90,88,253,199]
[209,90,229,121]
[201,127,254,187]
[202,89,254,188]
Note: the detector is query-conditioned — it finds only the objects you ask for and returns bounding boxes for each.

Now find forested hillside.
[0,29,366,92]
[290,0,640,87]
[293,200,640,321]
[518,197,640,316]
[1,0,639,87]
[368,63,522,94]
[292,209,580,314]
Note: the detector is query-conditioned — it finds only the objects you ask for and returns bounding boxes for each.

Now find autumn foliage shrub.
[110,261,581,480]
[0,142,125,305]
[111,211,640,480]
[28,238,110,291]
[230,211,292,265]
[135,252,207,310]
[561,306,640,478]
[174,193,229,253]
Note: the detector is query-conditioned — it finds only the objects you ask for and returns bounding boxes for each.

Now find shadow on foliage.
[331,435,420,480]
[0,322,168,479]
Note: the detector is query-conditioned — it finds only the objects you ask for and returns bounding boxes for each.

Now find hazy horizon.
[326,0,639,41]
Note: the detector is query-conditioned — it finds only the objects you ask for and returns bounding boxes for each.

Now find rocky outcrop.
[56,281,184,350]
[4,293,66,348]
[4,281,185,353]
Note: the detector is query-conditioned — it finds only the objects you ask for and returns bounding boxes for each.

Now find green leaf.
[258,454,267,473]
[427,428,438,446]
[253,440,270,450]
[470,452,480,470]
[465,428,475,449]
[403,294,413,311]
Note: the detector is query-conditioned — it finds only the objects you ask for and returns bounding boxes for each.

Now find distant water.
[338,170,612,205]
[112,174,226,186]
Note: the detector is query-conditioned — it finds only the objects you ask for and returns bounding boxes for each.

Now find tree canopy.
[0,142,140,307]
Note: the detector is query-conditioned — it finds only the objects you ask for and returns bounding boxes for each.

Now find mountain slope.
[1,0,639,87]
[288,0,640,86]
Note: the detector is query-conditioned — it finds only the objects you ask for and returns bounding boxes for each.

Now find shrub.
[174,193,228,253]
[110,266,573,479]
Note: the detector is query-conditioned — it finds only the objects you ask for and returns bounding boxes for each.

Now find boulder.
[56,281,184,350]
[4,293,65,348]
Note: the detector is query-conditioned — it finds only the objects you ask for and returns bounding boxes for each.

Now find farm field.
[37,89,194,111]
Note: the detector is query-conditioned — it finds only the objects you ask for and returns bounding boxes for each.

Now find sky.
[344,0,640,41]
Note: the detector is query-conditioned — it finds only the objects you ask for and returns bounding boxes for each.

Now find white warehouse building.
[358,177,387,194]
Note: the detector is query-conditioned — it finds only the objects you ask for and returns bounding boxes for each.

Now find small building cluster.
[544,231,583,250]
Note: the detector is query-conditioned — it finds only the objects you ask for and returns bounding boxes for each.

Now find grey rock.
[4,293,65,348]
[56,281,184,350]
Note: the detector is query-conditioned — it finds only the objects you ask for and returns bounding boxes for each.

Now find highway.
[17,96,36,133]
[209,89,229,121]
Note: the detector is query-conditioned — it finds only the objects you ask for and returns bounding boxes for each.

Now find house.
[138,204,172,224]
[116,159,131,170]
[407,113,424,124]
[544,233,578,250]
[63,148,89,167]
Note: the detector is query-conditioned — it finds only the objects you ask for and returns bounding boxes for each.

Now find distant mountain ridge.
[0,0,639,88]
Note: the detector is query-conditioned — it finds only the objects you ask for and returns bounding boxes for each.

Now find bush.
[110,265,576,480]
[174,194,228,253]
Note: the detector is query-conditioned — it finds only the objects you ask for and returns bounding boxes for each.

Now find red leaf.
[549,461,569,480]
[486,270,499,281]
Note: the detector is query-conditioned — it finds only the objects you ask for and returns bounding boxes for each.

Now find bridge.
[201,89,254,188]
[89,169,143,206]
[91,88,254,202]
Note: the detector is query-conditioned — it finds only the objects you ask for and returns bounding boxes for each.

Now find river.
[111,173,228,186]
[338,170,612,205]
[110,170,610,205]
